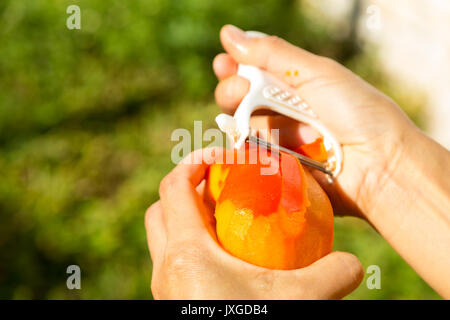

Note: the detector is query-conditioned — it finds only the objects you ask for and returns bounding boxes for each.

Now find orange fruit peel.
[206,143,334,270]
[296,137,328,162]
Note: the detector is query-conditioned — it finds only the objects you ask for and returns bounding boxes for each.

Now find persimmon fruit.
[205,142,333,270]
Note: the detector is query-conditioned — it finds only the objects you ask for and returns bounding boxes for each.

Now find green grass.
[0,0,439,299]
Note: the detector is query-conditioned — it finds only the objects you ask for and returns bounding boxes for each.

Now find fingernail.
[245,31,267,39]
[225,25,247,42]
[224,26,268,55]
[224,25,249,55]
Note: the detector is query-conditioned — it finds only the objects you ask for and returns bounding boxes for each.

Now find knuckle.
[164,242,206,275]
[253,269,275,292]
[145,205,163,240]
[317,56,343,74]
[264,35,284,48]
[145,202,159,225]
[159,174,178,197]
[155,241,219,299]
[150,276,163,299]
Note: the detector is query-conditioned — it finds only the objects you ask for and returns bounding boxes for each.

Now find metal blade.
[246,136,333,176]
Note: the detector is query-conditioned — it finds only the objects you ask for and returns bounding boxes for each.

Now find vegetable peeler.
[215,64,343,179]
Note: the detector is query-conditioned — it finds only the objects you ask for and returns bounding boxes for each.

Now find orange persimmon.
[206,143,333,270]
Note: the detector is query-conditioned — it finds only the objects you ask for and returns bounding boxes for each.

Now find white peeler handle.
[216,64,343,178]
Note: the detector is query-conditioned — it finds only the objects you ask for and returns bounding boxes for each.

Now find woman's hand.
[146,149,363,300]
[213,25,417,219]
[213,25,450,298]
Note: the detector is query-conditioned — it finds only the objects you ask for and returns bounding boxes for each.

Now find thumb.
[290,251,364,300]
[220,24,331,88]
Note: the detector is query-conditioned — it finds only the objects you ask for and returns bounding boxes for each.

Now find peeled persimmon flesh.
[206,143,333,270]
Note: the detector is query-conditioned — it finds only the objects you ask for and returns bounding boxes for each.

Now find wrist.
[362,124,449,229]
[359,125,450,297]
[359,122,419,221]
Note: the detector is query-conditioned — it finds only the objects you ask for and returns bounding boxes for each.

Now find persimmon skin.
[206,145,334,270]
[296,137,329,162]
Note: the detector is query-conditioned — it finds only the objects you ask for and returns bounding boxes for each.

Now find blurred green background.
[0,0,438,299]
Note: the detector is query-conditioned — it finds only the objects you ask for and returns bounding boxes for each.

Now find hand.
[213,25,418,219]
[213,25,450,298]
[146,149,363,299]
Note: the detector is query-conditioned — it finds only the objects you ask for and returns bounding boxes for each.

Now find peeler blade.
[246,136,334,177]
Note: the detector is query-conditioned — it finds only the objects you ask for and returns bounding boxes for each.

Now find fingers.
[145,201,167,266]
[214,74,249,114]
[212,53,246,114]
[293,251,364,299]
[214,25,341,115]
[216,24,377,146]
[220,25,328,88]
[213,53,238,80]
[158,148,225,240]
